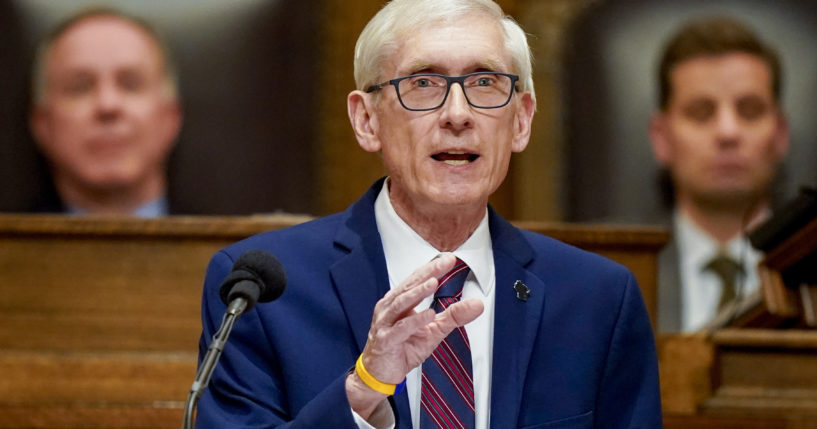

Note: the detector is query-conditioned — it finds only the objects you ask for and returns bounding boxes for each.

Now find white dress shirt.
[675,211,762,332]
[353,179,496,429]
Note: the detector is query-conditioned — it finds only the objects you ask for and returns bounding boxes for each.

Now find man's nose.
[94,83,124,118]
[714,107,741,145]
[439,82,473,129]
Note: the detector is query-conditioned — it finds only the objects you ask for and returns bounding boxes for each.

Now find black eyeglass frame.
[365,72,520,111]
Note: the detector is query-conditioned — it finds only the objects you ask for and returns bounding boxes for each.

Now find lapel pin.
[513,280,530,302]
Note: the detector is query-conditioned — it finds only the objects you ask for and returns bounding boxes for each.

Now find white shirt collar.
[675,211,721,275]
[675,210,759,270]
[374,178,493,296]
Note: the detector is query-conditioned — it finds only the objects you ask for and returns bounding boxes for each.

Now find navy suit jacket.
[196,179,662,428]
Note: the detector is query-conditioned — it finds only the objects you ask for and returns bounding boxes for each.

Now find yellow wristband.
[355,355,405,396]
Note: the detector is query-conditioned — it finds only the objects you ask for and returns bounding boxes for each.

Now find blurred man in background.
[649,17,789,332]
[29,8,181,216]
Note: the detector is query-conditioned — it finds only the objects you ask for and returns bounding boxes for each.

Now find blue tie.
[420,258,475,429]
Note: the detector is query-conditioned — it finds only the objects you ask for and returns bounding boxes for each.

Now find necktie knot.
[704,253,743,311]
[704,253,743,281]
[435,258,470,300]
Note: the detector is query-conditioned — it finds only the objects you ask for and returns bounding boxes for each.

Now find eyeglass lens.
[397,74,513,110]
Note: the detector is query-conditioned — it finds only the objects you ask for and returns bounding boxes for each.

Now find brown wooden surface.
[664,414,817,429]
[659,330,817,429]
[0,214,304,428]
[702,329,817,418]
[657,334,715,415]
[0,214,665,428]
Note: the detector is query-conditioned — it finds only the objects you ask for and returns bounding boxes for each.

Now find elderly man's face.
[31,16,180,195]
[360,14,534,215]
[651,53,788,209]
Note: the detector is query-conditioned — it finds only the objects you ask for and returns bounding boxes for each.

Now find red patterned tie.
[420,258,475,429]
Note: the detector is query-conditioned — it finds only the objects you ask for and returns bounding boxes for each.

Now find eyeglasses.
[365,72,519,111]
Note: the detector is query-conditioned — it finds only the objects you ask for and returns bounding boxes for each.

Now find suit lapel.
[329,180,390,351]
[487,210,546,428]
[327,179,413,427]
[330,239,388,351]
[658,235,682,332]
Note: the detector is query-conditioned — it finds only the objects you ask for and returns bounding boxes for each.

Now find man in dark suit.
[196,0,661,427]
[649,17,789,332]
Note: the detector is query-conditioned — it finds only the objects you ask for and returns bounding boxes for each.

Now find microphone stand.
[181,298,248,429]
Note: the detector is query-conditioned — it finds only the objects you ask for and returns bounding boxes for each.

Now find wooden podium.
[661,200,817,429]
[702,216,817,426]
[0,214,666,428]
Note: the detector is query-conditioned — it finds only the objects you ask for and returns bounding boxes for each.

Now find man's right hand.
[345,253,484,419]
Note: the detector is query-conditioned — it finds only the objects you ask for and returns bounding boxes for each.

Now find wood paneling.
[0,214,307,428]
[702,329,817,417]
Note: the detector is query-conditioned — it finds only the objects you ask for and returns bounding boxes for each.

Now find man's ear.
[648,112,672,167]
[511,92,535,153]
[347,90,381,153]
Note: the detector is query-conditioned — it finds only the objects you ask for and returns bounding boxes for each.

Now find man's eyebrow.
[401,58,509,75]
[474,58,506,72]
[401,60,433,75]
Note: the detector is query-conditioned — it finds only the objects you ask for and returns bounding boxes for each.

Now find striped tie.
[420,258,475,429]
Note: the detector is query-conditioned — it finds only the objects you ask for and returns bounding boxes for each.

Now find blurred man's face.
[31,15,180,196]
[651,53,788,210]
[356,13,534,216]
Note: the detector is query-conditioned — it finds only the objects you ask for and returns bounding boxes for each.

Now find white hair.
[353,0,535,103]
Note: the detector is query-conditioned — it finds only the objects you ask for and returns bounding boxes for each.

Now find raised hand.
[346,253,484,419]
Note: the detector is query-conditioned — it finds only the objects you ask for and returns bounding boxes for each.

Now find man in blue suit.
[196,0,661,427]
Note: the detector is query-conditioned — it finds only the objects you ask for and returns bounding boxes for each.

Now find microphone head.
[218,250,287,306]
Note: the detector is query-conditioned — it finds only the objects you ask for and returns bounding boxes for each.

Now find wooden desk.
[0,214,666,428]
[659,331,817,429]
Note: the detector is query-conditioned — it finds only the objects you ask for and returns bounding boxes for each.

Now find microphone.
[219,249,287,315]
[182,250,286,429]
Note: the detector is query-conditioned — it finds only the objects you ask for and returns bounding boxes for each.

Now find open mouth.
[431,151,479,165]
